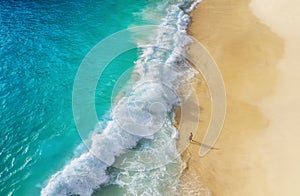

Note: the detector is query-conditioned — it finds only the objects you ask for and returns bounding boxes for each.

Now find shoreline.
[177,0,292,195]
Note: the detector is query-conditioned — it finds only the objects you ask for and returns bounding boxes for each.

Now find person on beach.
[189,132,193,142]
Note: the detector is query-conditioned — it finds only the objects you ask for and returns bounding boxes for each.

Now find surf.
[41,1,200,195]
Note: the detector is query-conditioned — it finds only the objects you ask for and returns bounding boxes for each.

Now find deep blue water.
[0,1,147,195]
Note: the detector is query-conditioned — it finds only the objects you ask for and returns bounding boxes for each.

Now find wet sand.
[177,0,300,195]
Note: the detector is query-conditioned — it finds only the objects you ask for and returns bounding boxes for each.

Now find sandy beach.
[178,0,300,195]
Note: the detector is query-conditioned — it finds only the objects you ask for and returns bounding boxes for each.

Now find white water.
[41,1,200,195]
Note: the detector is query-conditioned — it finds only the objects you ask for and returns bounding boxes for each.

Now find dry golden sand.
[177,0,300,195]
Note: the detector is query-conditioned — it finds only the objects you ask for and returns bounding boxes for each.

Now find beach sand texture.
[178,0,300,195]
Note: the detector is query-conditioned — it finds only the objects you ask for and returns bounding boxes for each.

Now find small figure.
[189,132,193,142]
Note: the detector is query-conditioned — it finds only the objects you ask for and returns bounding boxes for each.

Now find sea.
[0,0,200,195]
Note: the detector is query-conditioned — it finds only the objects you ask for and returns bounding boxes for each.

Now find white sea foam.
[41,0,201,195]
[185,0,202,13]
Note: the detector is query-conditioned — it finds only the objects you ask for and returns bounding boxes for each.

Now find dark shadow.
[191,140,219,150]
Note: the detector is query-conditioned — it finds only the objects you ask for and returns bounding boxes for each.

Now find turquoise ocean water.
[0,0,199,195]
